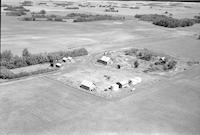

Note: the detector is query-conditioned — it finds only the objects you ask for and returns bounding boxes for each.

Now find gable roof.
[101,56,111,62]
[81,80,95,89]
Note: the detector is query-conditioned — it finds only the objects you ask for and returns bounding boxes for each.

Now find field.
[1,0,200,135]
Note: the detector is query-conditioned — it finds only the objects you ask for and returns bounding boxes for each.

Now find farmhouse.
[80,80,96,91]
[97,56,112,65]
[111,84,119,91]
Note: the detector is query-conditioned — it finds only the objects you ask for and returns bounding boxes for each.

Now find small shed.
[63,18,74,22]
[97,56,112,65]
[80,80,96,91]
[63,57,73,62]
[56,63,62,67]
[116,80,129,88]
[63,57,68,62]
[111,84,119,91]
[134,77,142,83]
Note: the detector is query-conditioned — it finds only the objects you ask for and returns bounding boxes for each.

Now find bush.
[125,48,155,61]
[124,48,138,56]
[39,10,46,14]
[0,66,58,79]
[134,60,139,68]
[0,50,13,61]
[6,11,26,16]
[0,67,15,79]
[166,60,177,70]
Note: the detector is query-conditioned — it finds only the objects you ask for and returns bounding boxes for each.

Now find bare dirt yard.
[1,0,200,135]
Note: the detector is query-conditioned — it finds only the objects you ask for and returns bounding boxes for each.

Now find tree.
[0,50,13,61]
[22,48,31,58]
[39,10,46,14]
[134,60,139,68]
[0,67,15,79]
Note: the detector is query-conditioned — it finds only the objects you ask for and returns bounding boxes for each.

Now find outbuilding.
[116,80,129,88]
[111,84,119,91]
[63,57,73,62]
[97,56,112,65]
[56,63,62,67]
[129,77,142,86]
[62,18,75,22]
[80,80,96,91]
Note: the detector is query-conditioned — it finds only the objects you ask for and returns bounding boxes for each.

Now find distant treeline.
[0,48,88,69]
[111,0,200,2]
[21,12,125,22]
[135,14,200,28]
[67,13,124,22]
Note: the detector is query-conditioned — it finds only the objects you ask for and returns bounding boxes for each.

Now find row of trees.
[0,48,88,69]
[135,14,200,28]
[66,13,124,22]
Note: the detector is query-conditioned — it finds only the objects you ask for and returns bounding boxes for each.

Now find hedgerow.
[0,48,88,69]
[0,66,58,79]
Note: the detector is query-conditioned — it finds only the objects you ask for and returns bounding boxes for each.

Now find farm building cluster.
[95,49,178,73]
[80,77,142,92]
[50,57,74,68]
[52,48,191,98]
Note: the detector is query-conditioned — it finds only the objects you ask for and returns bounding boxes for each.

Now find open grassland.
[2,15,200,58]
[0,65,200,134]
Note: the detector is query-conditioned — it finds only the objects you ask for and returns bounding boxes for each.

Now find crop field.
[1,0,200,135]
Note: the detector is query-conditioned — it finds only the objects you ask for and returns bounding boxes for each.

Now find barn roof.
[100,56,111,62]
[81,80,95,89]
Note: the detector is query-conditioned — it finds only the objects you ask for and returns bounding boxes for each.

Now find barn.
[97,56,112,65]
[80,80,96,91]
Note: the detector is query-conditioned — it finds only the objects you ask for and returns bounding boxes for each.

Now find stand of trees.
[125,48,177,71]
[135,14,200,28]
[0,48,88,69]
[66,13,124,22]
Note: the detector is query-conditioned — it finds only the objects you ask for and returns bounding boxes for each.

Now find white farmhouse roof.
[67,57,72,60]
[120,80,129,85]
[134,77,142,83]
[81,80,96,89]
[112,84,119,91]
[56,63,62,67]
[101,56,111,62]
[130,78,138,85]
[63,57,68,61]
